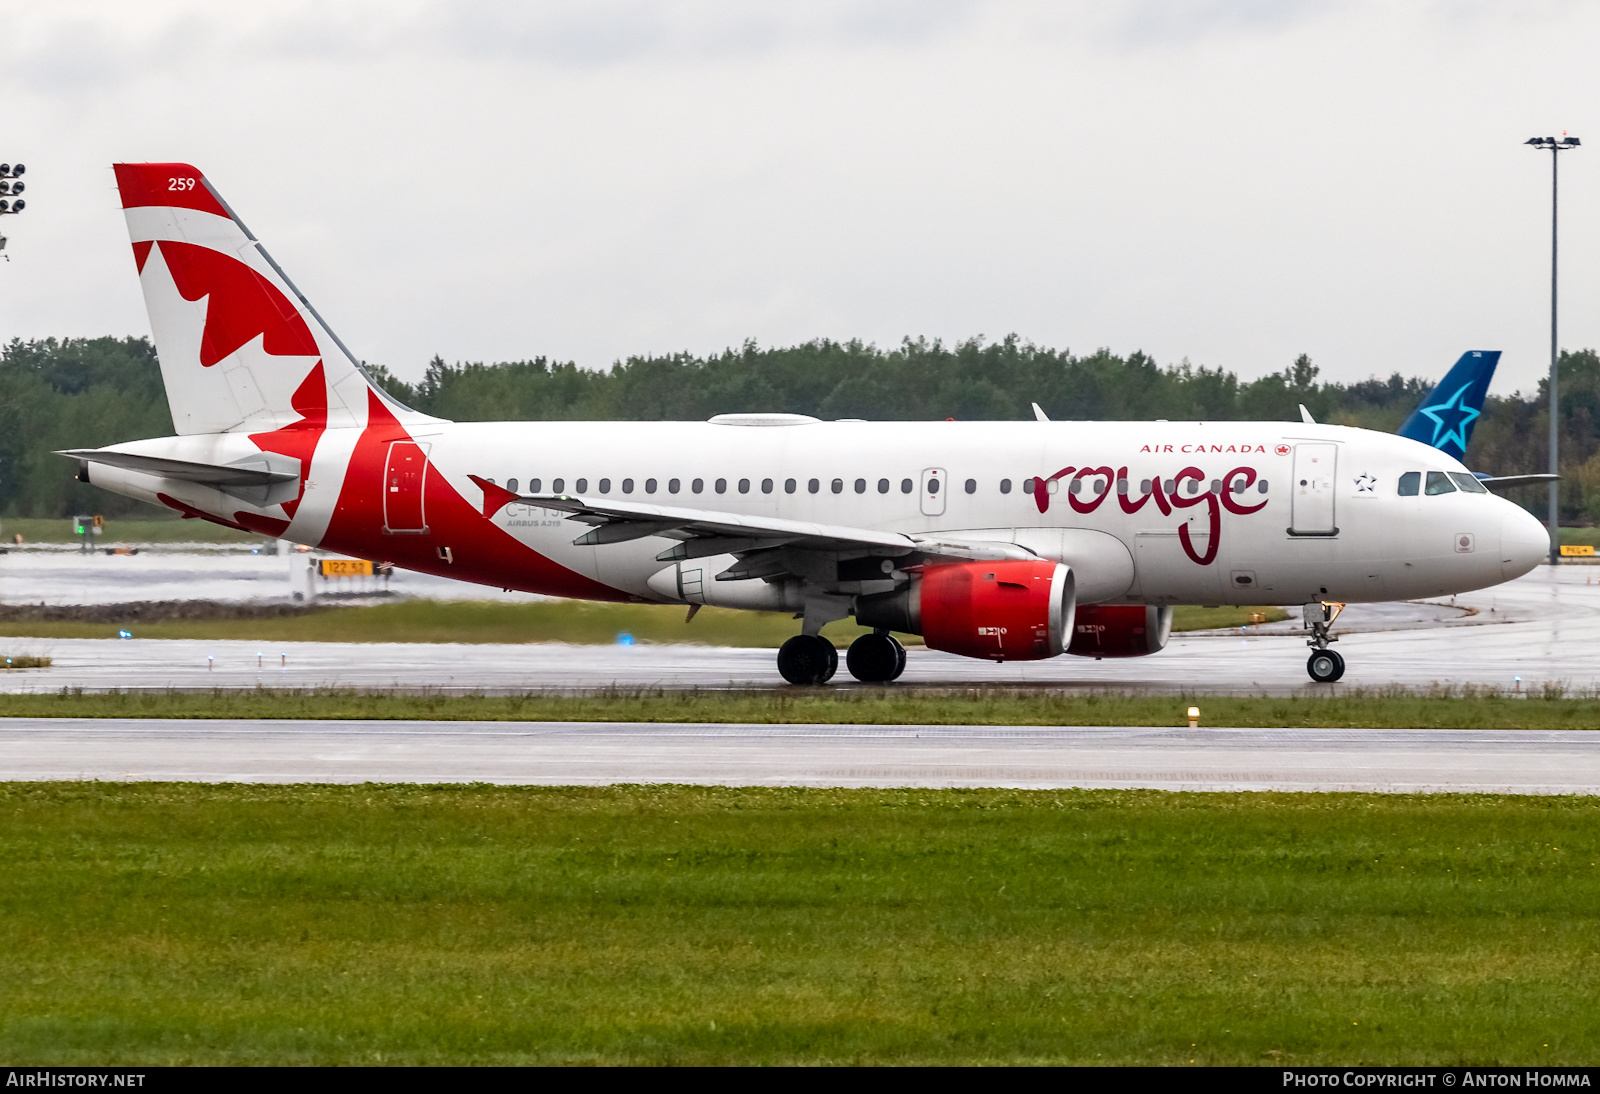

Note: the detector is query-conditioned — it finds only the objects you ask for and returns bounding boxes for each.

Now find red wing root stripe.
[469,475,520,519]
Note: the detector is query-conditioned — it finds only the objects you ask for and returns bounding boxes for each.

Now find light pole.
[0,162,24,260]
[1526,135,1580,565]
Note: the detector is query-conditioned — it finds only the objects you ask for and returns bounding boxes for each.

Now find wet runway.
[0,544,543,605]
[0,566,1588,695]
[2,719,1595,793]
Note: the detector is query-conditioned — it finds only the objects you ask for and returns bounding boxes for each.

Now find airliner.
[64,163,1551,685]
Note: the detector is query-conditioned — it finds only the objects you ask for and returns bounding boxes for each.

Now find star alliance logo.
[1354,472,1376,493]
[1419,381,1481,455]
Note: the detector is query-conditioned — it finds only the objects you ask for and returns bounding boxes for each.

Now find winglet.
[1032,402,1050,422]
[469,474,520,518]
[1298,404,1316,425]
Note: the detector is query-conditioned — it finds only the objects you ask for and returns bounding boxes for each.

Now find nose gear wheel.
[1306,649,1345,683]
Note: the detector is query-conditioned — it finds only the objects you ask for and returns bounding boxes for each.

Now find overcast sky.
[2,0,1598,396]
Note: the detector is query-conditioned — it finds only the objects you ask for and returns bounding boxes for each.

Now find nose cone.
[1501,507,1551,580]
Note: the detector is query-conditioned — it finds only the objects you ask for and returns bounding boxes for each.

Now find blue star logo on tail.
[1418,382,1481,457]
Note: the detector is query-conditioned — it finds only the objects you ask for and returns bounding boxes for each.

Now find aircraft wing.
[1477,473,1561,490]
[470,476,1033,563]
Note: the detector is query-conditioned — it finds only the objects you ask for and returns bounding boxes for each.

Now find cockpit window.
[1398,471,1420,496]
[1424,471,1456,495]
[1449,472,1489,494]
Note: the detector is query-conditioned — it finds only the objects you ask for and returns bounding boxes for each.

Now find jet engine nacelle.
[1064,604,1172,658]
[857,559,1075,661]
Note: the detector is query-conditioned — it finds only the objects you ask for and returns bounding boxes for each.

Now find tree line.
[2,334,1593,522]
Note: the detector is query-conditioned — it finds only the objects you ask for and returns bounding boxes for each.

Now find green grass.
[0,783,1596,1065]
[0,598,1284,646]
[1,687,1598,728]
[1,516,259,545]
[0,656,50,669]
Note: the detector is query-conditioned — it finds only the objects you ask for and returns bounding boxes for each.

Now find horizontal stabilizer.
[60,448,301,507]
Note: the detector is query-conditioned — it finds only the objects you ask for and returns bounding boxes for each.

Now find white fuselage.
[93,416,1551,607]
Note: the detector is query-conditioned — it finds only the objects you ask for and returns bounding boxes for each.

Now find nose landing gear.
[845,632,907,683]
[777,634,838,685]
[1303,601,1346,683]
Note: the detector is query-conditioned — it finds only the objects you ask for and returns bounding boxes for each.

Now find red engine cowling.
[857,559,1075,661]
[1065,604,1173,658]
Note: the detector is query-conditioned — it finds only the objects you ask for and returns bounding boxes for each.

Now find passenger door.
[384,441,430,534]
[1290,443,1338,536]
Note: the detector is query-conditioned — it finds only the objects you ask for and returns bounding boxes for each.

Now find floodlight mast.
[1525,135,1580,565]
[0,161,25,260]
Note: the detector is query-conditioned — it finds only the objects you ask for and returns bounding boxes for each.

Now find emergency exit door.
[1290,443,1337,536]
[384,441,430,534]
[920,468,946,517]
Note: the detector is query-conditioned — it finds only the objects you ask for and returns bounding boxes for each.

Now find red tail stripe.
[113,163,229,218]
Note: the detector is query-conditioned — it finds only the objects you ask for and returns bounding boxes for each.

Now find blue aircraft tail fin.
[1396,350,1499,461]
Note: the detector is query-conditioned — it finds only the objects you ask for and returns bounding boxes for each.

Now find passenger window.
[1397,472,1420,496]
[808,478,820,494]
[1000,478,1012,494]
[854,478,866,494]
[715,478,727,494]
[928,478,940,494]
[529,478,542,493]
[761,478,773,494]
[1139,478,1151,493]
[1425,471,1456,496]
[832,478,843,494]
[692,478,704,493]
[901,478,913,494]
[964,478,976,494]
[621,478,633,494]
[645,478,657,494]
[1023,477,1035,493]
[668,478,680,494]
[599,478,611,493]
[552,478,565,493]
[506,478,518,493]
[878,478,890,494]
[575,478,588,493]
[785,478,797,494]
[1068,479,1081,494]
[738,478,750,493]
[1258,480,1268,493]
[1449,472,1489,494]
[1116,478,1129,495]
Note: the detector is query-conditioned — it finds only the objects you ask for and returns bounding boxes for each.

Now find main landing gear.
[845,632,907,683]
[776,632,907,685]
[777,634,838,685]
[1303,601,1346,683]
